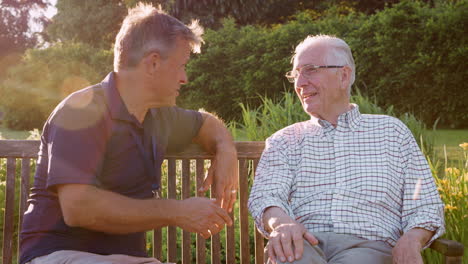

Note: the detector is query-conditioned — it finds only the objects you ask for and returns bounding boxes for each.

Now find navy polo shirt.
[19,72,202,264]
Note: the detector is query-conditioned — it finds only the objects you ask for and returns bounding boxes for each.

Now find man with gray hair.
[248,35,444,264]
[20,3,237,264]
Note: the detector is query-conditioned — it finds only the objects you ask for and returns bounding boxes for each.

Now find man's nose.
[179,71,188,85]
[295,73,309,89]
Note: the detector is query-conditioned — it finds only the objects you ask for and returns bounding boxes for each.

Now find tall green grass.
[230,90,434,154]
[422,144,468,263]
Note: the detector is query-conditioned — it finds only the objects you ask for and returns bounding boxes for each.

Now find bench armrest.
[429,238,464,257]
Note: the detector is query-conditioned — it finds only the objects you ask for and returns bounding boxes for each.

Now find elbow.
[61,205,96,228]
[62,212,80,227]
[57,184,99,228]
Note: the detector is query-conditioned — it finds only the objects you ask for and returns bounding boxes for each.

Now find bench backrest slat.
[3,158,16,264]
[195,159,207,264]
[181,159,191,264]
[239,158,251,264]
[18,158,31,261]
[166,158,177,262]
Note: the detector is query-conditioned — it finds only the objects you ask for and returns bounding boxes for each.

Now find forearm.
[58,184,183,234]
[401,228,435,249]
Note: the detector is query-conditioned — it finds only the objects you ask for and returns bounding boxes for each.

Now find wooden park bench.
[0,140,465,264]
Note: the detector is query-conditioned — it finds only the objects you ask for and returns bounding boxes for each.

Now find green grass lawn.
[429,129,468,147]
[427,129,468,162]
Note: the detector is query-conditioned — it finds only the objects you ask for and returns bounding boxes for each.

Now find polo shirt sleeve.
[166,107,203,153]
[44,93,108,192]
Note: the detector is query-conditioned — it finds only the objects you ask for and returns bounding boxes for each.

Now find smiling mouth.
[303,92,318,99]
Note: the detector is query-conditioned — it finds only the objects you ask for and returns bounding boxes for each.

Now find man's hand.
[268,222,318,263]
[193,112,238,213]
[174,197,233,239]
[264,207,318,264]
[199,152,238,213]
[392,228,434,264]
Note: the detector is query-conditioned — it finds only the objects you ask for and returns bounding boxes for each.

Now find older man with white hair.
[248,35,444,264]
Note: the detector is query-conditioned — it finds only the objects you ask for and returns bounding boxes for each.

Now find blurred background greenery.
[0,0,467,130]
[1,0,467,263]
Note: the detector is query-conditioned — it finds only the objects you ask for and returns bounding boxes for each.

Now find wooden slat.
[0,140,40,158]
[226,158,237,264]
[195,159,206,264]
[253,159,265,264]
[444,256,463,264]
[19,158,30,229]
[167,158,177,263]
[430,238,464,256]
[3,158,16,264]
[18,158,31,263]
[239,159,250,264]
[225,210,236,264]
[152,229,162,260]
[166,141,265,159]
[211,233,221,264]
[182,159,191,264]
[210,173,221,264]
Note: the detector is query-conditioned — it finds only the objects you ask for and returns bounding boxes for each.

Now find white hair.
[292,35,356,93]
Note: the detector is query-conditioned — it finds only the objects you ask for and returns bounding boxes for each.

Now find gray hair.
[292,35,356,93]
[114,3,204,71]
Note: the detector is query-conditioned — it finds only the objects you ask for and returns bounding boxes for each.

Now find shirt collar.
[101,72,139,125]
[337,104,362,130]
[312,104,362,131]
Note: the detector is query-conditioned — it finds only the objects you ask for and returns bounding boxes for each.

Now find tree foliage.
[177,0,467,128]
[0,42,113,129]
[46,0,127,48]
[126,0,399,28]
[0,0,49,75]
[1,0,466,129]
[179,6,364,120]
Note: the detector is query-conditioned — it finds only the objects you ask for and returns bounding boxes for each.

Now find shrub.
[180,7,364,121]
[349,0,468,128]
[180,0,466,128]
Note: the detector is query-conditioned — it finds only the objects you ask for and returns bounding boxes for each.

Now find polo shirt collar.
[101,72,138,124]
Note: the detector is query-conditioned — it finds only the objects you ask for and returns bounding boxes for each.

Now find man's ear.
[142,52,161,75]
[340,65,352,91]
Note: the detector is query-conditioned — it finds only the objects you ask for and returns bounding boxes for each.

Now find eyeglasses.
[285,64,344,83]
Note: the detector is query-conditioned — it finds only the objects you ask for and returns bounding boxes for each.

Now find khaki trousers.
[265,232,393,264]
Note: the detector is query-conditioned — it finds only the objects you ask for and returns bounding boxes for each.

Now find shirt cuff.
[404,210,445,249]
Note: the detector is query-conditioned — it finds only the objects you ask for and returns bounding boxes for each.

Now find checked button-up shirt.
[248,105,445,247]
